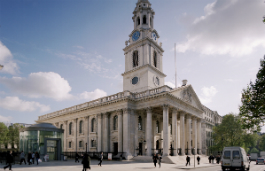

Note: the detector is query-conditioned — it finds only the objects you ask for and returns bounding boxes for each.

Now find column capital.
[186,114,191,119]
[146,107,152,113]
[122,108,131,114]
[192,116,198,121]
[64,120,68,124]
[172,107,179,113]
[162,104,169,110]
[197,118,202,122]
[179,112,186,117]
[74,118,78,122]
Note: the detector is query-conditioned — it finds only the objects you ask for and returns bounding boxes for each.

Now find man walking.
[3,151,13,170]
[153,153,158,167]
[35,152,40,165]
[98,152,103,166]
[32,152,35,164]
[186,155,190,166]
[20,151,26,165]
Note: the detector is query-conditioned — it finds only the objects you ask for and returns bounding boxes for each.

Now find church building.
[37,0,222,159]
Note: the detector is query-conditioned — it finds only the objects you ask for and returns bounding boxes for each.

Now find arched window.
[91,118,96,132]
[69,122,72,135]
[60,124,63,129]
[137,17,140,25]
[113,115,118,130]
[79,141,83,147]
[133,51,139,67]
[156,121,159,133]
[138,116,142,130]
[79,120,83,133]
[143,15,147,24]
[153,51,157,67]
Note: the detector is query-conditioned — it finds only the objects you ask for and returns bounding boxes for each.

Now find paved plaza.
[2,159,265,171]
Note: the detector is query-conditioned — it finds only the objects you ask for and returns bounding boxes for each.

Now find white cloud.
[0,115,12,123]
[79,89,107,101]
[0,72,73,101]
[199,86,218,104]
[0,41,19,75]
[176,0,265,57]
[0,96,50,112]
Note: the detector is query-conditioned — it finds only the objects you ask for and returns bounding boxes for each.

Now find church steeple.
[133,0,154,30]
[122,0,166,93]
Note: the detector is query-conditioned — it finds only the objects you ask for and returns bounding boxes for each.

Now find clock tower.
[122,0,166,93]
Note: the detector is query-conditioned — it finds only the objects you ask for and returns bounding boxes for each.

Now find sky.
[0,0,264,130]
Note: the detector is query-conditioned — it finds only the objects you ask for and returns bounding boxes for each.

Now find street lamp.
[0,65,3,70]
[194,148,195,168]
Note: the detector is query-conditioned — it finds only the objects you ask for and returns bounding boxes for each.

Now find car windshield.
[223,151,231,159]
[233,151,240,159]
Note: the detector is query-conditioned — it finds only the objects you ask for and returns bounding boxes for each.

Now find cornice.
[121,64,166,77]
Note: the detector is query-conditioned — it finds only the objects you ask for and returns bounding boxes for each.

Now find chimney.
[182,79,187,86]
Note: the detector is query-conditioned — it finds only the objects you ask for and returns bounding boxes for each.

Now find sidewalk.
[176,162,221,169]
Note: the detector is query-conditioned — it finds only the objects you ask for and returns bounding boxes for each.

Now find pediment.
[169,85,203,111]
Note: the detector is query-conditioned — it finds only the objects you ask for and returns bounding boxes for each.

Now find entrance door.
[114,143,118,155]
[47,140,57,160]
[139,143,142,155]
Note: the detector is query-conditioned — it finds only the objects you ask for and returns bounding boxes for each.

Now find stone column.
[192,117,197,155]
[74,118,78,152]
[162,105,169,156]
[186,115,191,155]
[197,119,202,154]
[152,117,156,151]
[97,114,102,152]
[85,116,89,152]
[118,110,123,153]
[172,109,178,156]
[159,117,163,149]
[123,108,131,158]
[103,113,109,152]
[146,108,152,156]
[180,112,185,155]
[63,121,68,152]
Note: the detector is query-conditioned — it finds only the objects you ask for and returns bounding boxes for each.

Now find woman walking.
[3,151,13,170]
[157,154,162,168]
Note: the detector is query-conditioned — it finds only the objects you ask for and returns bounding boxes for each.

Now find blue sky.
[0,0,264,130]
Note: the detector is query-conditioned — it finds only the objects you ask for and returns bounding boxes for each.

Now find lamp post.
[194,148,195,168]
[0,65,3,70]
[86,143,87,153]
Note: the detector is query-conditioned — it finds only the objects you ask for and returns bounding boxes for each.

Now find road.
[2,159,265,171]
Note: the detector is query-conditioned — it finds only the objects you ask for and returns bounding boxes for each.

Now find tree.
[212,114,244,151]
[7,124,24,149]
[0,123,9,149]
[239,55,265,131]
[259,134,265,151]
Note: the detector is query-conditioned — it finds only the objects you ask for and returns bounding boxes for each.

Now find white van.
[221,147,250,171]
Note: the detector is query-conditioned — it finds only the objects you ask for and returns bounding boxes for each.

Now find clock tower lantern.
[122,0,166,93]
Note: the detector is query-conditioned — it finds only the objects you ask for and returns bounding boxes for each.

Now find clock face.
[132,77,139,85]
[132,31,140,41]
[152,32,157,41]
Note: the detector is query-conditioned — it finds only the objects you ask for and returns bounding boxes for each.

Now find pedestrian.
[186,155,190,166]
[32,152,35,164]
[20,151,27,165]
[28,151,32,165]
[98,152,103,166]
[153,153,158,167]
[157,154,162,168]
[82,153,91,171]
[75,152,80,163]
[197,156,200,165]
[211,155,214,164]
[35,152,40,165]
[3,151,13,170]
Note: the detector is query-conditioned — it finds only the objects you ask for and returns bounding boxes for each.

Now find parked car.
[221,146,250,171]
[256,158,265,165]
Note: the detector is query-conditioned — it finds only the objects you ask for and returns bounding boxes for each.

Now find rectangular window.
[223,151,231,159]
[233,151,240,159]
[91,140,96,147]
[69,142,71,148]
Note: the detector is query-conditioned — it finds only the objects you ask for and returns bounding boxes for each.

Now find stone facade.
[36,0,222,159]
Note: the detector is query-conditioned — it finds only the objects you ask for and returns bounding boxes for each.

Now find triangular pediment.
[169,85,203,111]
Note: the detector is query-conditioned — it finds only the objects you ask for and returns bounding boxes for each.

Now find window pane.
[223,151,231,159]
[233,151,240,159]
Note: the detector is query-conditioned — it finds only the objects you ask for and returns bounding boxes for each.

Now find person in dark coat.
[186,155,190,166]
[153,153,158,167]
[208,156,211,163]
[3,151,13,170]
[35,152,40,165]
[75,153,80,163]
[82,153,91,171]
[197,156,200,165]
[28,151,32,165]
[98,152,103,166]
